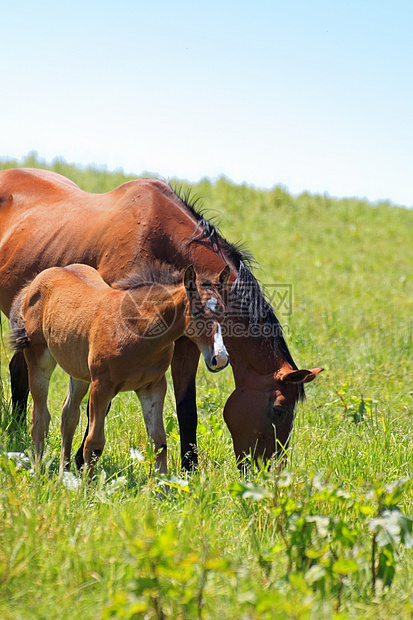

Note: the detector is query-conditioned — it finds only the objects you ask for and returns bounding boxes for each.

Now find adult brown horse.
[9,262,229,475]
[0,167,323,469]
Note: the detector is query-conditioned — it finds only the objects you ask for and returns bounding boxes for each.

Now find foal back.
[13,265,113,382]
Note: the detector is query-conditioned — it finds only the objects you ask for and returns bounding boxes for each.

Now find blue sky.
[1,0,412,205]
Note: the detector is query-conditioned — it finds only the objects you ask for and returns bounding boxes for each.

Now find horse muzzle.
[204,324,229,372]
[205,349,229,372]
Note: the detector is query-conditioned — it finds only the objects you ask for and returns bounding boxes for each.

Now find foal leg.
[171,337,200,471]
[136,375,168,474]
[60,377,89,475]
[83,379,112,477]
[74,398,112,471]
[9,351,30,427]
[25,346,56,467]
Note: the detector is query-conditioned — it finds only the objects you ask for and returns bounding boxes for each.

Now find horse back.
[0,169,123,314]
[0,168,80,209]
[0,168,224,316]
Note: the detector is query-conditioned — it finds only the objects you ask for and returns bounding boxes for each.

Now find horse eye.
[192,310,203,318]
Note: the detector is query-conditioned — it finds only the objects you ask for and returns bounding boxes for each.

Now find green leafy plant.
[330,383,374,424]
[101,513,235,619]
[229,471,413,610]
[367,478,413,593]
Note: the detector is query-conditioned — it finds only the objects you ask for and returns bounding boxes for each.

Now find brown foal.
[10,262,230,476]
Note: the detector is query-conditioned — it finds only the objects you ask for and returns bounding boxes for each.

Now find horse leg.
[171,336,200,471]
[60,377,89,475]
[9,352,29,426]
[136,375,168,474]
[74,399,112,471]
[25,347,56,467]
[83,379,112,477]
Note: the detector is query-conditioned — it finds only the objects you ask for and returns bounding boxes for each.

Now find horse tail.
[8,285,31,352]
[9,325,30,352]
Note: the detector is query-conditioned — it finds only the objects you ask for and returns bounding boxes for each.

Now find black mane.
[171,183,305,401]
[171,182,256,269]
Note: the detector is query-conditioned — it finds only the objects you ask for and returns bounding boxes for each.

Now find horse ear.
[276,367,324,384]
[218,265,230,291]
[279,369,312,384]
[302,367,324,383]
[184,265,197,296]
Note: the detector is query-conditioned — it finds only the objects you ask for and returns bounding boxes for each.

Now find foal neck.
[127,283,188,343]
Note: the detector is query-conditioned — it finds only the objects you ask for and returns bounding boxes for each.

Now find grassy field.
[1,155,413,618]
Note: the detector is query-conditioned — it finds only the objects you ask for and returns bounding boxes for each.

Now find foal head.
[183,265,230,372]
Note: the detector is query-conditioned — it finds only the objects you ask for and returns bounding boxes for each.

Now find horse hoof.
[74,450,84,471]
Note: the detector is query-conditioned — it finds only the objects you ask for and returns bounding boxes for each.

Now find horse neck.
[154,215,292,382]
[163,286,187,337]
[224,327,292,388]
[154,213,295,383]
[146,195,238,276]
[128,284,187,344]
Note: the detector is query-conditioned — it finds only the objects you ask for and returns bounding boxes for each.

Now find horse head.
[223,365,324,466]
[183,264,230,372]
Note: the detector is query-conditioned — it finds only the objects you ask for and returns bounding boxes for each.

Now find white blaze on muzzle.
[211,323,228,369]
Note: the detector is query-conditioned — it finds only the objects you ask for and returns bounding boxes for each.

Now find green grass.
[1,154,413,618]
